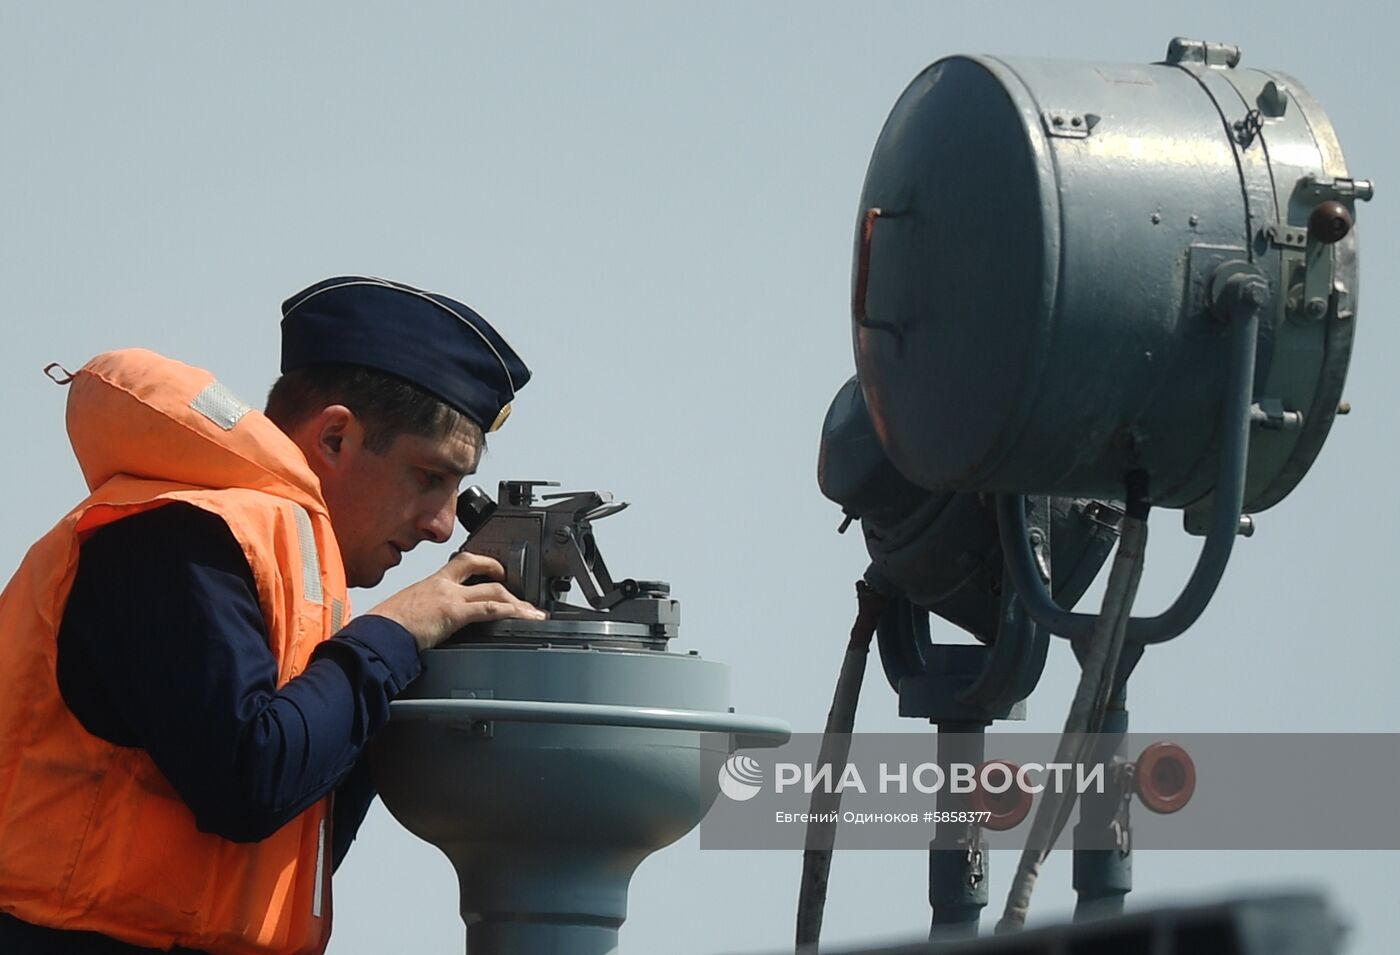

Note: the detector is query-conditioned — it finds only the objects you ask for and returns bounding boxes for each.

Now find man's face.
[317,419,480,588]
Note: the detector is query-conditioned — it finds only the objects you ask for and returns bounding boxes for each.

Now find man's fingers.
[459,582,546,623]
[459,581,516,604]
[438,550,506,583]
[458,601,544,624]
[458,601,547,624]
[366,570,547,652]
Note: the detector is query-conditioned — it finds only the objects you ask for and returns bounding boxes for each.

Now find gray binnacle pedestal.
[371,620,790,955]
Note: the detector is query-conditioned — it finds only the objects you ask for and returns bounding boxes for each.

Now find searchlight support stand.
[1071,699,1132,920]
[861,504,1057,941]
[928,723,989,938]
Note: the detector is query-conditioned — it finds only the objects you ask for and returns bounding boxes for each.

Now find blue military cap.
[280,276,530,432]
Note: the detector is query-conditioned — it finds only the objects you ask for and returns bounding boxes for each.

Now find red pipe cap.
[1135,741,1196,814]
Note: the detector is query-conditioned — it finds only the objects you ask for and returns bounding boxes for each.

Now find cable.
[795,580,887,952]
[996,481,1150,933]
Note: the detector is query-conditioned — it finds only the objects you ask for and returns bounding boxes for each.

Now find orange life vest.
[0,349,349,954]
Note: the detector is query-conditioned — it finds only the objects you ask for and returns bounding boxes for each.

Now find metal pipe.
[995,305,1260,644]
[997,501,1149,933]
[1073,704,1132,920]
[929,723,989,938]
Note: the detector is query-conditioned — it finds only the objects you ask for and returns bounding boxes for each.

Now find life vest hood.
[66,349,326,516]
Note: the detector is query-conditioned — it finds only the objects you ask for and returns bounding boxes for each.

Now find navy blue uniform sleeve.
[329,753,378,871]
[56,502,422,846]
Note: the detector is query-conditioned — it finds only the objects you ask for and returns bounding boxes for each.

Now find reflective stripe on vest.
[292,503,324,605]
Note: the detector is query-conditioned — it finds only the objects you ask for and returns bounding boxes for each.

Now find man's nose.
[420,493,457,544]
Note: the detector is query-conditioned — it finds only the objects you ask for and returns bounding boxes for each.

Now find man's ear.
[305,405,358,471]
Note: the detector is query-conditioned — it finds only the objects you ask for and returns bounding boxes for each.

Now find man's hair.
[265,363,484,455]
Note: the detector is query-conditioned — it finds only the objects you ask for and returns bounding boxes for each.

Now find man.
[0,276,545,953]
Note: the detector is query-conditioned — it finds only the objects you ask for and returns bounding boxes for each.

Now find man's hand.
[366,551,546,653]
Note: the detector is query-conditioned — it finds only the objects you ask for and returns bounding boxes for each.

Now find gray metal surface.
[806,890,1338,952]
[390,697,789,743]
[818,376,1120,644]
[373,640,789,955]
[852,39,1366,511]
[773,893,1343,954]
[449,616,668,650]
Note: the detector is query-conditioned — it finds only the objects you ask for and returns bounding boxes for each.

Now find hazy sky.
[2,3,1396,953]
